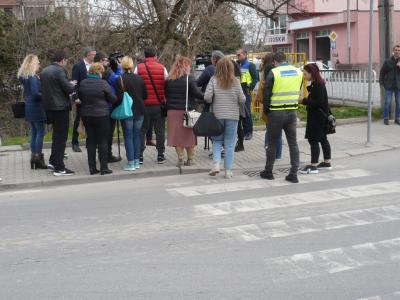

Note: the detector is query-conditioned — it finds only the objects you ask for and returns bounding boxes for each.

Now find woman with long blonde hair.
[204,58,246,179]
[18,54,47,170]
[165,55,204,167]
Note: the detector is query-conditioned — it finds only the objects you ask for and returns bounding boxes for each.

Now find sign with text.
[265,34,289,45]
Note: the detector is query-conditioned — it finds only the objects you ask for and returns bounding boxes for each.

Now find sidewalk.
[0,122,399,190]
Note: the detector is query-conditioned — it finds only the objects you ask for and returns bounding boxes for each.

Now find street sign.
[329,31,338,41]
[331,40,337,50]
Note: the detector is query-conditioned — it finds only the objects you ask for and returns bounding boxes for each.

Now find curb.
[0,167,210,191]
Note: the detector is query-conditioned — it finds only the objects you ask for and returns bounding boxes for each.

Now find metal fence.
[321,70,380,107]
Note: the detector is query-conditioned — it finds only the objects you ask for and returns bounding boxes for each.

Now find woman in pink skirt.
[165,56,204,167]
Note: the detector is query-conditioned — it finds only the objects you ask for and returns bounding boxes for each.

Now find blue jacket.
[19,76,46,122]
[107,66,123,95]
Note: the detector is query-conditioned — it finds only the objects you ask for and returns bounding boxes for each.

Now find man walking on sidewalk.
[379,44,400,125]
[135,47,168,164]
[41,50,76,176]
[236,48,258,152]
[260,52,303,183]
[71,47,96,152]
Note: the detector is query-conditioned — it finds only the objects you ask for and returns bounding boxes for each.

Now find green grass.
[253,105,382,126]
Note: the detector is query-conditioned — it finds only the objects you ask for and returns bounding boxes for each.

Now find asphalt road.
[1,150,400,300]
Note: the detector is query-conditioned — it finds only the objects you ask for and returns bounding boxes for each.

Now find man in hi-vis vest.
[260,52,303,183]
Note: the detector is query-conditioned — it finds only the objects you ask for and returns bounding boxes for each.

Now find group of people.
[17,45,333,182]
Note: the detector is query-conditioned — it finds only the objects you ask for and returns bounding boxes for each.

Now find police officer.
[260,52,303,183]
[236,49,258,149]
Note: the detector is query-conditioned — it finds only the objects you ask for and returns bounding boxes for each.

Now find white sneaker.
[225,170,233,179]
[209,162,220,176]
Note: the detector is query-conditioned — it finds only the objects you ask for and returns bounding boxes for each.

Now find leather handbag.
[183,75,201,128]
[11,86,25,119]
[319,108,336,135]
[111,77,133,120]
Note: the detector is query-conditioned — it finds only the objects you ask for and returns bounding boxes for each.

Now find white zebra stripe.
[168,169,372,197]
[357,291,400,300]
[195,181,400,217]
[265,237,400,282]
[220,204,400,241]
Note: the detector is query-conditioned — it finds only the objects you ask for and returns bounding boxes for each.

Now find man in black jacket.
[41,50,76,176]
[71,47,96,152]
[379,45,400,125]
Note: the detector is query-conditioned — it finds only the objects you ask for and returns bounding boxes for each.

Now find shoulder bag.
[11,85,25,119]
[144,63,167,118]
[319,107,336,135]
[111,76,134,120]
[183,75,201,128]
[193,77,224,137]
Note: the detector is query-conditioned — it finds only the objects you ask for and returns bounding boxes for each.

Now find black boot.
[32,154,48,170]
[235,141,244,152]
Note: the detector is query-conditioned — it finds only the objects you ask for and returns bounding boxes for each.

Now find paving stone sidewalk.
[0,122,399,190]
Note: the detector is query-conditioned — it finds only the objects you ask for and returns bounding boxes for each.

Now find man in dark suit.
[71,46,96,152]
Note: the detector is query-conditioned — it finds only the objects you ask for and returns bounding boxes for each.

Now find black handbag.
[193,111,223,137]
[11,86,25,119]
[319,108,336,135]
[144,63,167,118]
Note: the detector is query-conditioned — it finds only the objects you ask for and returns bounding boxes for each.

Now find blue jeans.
[384,88,400,120]
[122,116,144,162]
[212,119,238,170]
[30,121,46,154]
[265,125,283,159]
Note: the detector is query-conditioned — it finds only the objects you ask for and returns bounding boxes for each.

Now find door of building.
[296,32,310,60]
[315,30,331,65]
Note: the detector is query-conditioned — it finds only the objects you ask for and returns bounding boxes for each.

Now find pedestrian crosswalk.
[167,167,400,294]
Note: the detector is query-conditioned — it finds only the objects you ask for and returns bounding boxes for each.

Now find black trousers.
[108,117,118,157]
[308,136,331,164]
[71,105,81,146]
[265,110,300,175]
[82,116,110,171]
[47,110,69,171]
[141,106,165,156]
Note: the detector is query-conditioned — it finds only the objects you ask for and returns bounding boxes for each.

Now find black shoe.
[47,163,54,170]
[235,142,245,152]
[384,119,389,125]
[244,133,253,140]
[260,170,274,180]
[72,145,82,152]
[90,169,100,175]
[285,173,299,183]
[108,155,122,163]
[53,168,75,177]
[139,156,144,164]
[157,154,166,164]
[100,169,113,175]
[317,162,332,170]
[300,165,319,174]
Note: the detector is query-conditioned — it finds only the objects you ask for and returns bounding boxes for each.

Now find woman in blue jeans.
[116,56,148,171]
[18,54,47,170]
[204,58,246,178]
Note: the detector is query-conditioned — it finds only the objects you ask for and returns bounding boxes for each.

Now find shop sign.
[266,34,288,45]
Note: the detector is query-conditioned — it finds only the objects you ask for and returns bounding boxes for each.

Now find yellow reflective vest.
[270,65,303,111]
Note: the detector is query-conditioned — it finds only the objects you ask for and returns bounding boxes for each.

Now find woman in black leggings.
[300,63,332,174]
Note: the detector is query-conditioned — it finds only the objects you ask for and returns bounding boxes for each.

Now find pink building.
[264,0,400,69]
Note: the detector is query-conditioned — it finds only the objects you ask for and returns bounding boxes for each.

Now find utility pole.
[367,0,374,144]
[347,0,351,64]
[378,0,394,109]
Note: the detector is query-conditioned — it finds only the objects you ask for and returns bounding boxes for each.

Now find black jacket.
[197,65,215,93]
[116,72,147,117]
[72,60,88,87]
[302,81,330,140]
[78,77,117,117]
[379,56,400,90]
[165,75,204,111]
[40,63,75,111]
